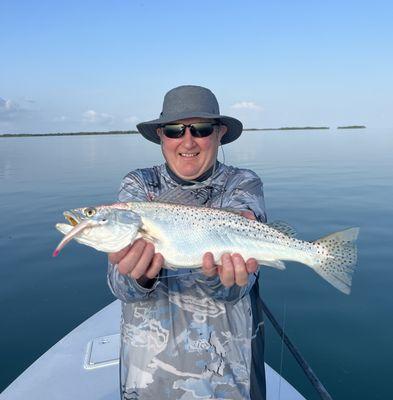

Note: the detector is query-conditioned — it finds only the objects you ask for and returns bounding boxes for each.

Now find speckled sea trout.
[54,201,359,294]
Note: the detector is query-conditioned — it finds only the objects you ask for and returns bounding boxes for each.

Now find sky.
[1,0,392,133]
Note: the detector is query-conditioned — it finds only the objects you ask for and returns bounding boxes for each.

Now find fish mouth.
[53,211,94,257]
[53,217,97,257]
[64,211,80,226]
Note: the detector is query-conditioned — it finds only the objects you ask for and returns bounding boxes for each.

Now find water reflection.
[0,129,392,399]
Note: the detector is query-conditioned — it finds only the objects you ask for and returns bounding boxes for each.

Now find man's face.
[157,118,227,180]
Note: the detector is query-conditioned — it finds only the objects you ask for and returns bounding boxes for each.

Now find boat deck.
[1,301,305,399]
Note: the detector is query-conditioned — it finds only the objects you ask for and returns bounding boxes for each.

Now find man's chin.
[175,168,204,181]
[173,163,203,180]
[177,172,201,180]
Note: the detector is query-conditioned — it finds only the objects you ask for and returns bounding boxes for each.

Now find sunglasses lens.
[163,124,184,138]
[190,123,216,137]
[162,122,217,138]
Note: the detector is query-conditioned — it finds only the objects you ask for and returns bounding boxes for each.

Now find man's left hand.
[201,210,259,287]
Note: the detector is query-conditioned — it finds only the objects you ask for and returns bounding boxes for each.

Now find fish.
[53,201,359,294]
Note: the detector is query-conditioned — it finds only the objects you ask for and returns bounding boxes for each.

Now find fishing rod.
[259,296,334,400]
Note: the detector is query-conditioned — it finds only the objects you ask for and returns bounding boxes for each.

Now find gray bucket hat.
[136,85,243,145]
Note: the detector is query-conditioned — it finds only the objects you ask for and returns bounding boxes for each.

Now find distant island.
[0,125,367,138]
[244,126,329,131]
[0,130,138,138]
[337,125,366,129]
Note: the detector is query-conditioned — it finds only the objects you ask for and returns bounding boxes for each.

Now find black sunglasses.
[161,122,219,139]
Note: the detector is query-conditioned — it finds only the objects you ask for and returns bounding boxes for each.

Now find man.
[107,85,266,399]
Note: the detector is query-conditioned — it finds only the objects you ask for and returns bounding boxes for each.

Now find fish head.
[53,205,141,256]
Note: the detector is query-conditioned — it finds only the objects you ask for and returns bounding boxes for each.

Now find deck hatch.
[84,333,120,369]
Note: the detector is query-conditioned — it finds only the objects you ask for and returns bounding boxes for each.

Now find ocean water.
[0,129,392,399]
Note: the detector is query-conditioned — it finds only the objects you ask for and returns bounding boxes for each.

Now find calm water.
[1,129,392,399]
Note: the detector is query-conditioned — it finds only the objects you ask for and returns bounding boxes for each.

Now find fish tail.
[310,227,359,294]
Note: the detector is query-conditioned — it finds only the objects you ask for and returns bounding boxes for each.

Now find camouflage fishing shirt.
[107,162,267,400]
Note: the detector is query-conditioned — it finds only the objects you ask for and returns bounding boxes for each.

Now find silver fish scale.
[124,201,321,267]
[128,201,310,245]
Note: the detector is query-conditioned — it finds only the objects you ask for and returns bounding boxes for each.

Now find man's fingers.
[246,258,258,274]
[240,210,256,220]
[145,253,164,279]
[216,253,255,288]
[232,253,248,287]
[129,242,155,279]
[202,252,217,277]
[219,254,235,287]
[116,239,146,275]
[108,245,131,265]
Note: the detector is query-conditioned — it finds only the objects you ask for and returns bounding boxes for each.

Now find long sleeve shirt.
[107,162,267,400]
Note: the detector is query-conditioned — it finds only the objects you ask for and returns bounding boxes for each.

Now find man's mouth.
[179,152,199,158]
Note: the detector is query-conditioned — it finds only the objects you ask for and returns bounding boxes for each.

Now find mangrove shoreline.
[0,126,366,138]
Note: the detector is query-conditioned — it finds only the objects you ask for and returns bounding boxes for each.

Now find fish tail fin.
[310,227,359,294]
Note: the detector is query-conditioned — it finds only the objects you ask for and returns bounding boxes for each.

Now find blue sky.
[1,0,392,133]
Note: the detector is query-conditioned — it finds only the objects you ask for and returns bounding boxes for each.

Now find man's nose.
[182,127,196,148]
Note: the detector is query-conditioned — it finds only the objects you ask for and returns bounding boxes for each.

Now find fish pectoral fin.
[259,260,286,270]
[138,227,159,243]
[267,221,297,238]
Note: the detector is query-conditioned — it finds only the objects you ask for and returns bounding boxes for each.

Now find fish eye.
[84,207,97,217]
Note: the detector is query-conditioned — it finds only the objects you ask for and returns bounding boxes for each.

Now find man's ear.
[156,127,163,142]
[218,125,227,142]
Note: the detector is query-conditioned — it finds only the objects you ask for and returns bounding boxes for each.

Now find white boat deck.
[1,300,306,399]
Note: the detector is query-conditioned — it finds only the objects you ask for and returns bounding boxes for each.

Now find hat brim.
[136,112,243,145]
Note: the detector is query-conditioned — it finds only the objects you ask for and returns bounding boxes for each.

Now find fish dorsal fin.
[267,221,297,238]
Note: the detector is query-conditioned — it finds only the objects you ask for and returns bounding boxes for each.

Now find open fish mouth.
[53,213,97,257]
[64,212,80,227]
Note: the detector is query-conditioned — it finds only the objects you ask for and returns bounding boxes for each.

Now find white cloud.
[0,97,19,112]
[124,116,138,124]
[82,109,114,124]
[0,97,27,121]
[230,101,263,111]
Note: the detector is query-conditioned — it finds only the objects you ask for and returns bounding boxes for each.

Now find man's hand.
[108,239,164,286]
[201,210,259,287]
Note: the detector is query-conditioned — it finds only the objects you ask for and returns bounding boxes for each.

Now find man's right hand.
[108,239,164,285]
